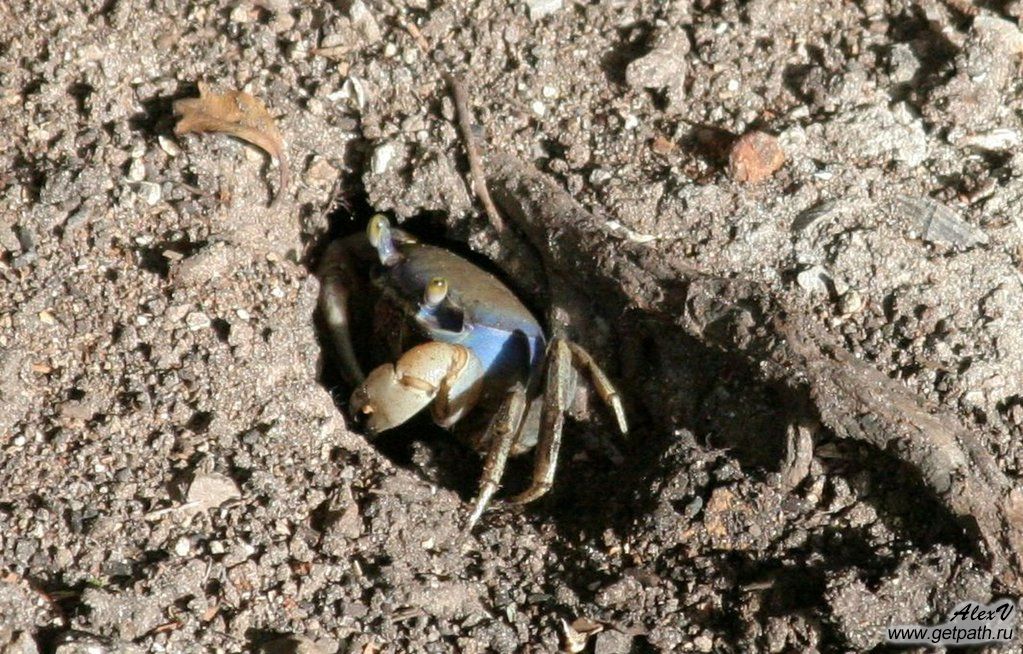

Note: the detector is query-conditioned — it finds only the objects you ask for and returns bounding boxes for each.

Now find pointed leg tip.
[466,504,485,531]
[613,404,629,437]
[466,483,497,531]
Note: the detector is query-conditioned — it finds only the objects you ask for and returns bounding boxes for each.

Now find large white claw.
[350,342,483,434]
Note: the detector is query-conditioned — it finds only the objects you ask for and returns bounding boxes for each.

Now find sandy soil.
[2,0,1023,652]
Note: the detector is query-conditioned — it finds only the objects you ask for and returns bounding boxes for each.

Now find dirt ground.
[3,0,1023,651]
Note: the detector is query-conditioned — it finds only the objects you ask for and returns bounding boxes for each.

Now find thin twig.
[396,15,505,232]
[270,150,289,209]
[446,73,505,232]
[398,16,432,54]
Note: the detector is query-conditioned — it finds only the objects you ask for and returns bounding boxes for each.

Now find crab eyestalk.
[415,276,466,333]
[367,214,401,266]
[423,276,448,308]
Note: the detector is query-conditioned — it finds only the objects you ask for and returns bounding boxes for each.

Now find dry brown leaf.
[173,83,289,206]
[561,617,603,653]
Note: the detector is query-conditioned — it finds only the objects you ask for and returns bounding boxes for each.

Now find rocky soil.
[2,0,1023,652]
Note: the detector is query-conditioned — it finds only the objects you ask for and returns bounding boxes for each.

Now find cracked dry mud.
[3,0,1023,652]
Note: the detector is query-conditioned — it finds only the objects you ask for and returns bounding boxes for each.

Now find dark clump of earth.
[2,0,1023,652]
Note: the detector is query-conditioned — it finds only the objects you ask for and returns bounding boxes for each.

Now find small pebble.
[348,0,381,43]
[796,266,831,294]
[229,3,256,23]
[138,181,162,205]
[897,195,989,248]
[729,131,785,183]
[651,135,676,155]
[526,0,562,21]
[174,537,190,556]
[693,634,714,652]
[128,158,146,182]
[186,311,211,331]
[187,472,242,510]
[594,630,632,654]
[839,290,864,315]
[371,142,395,174]
[270,11,295,32]
[626,29,689,93]
[339,76,367,110]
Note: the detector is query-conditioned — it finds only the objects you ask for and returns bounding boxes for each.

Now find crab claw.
[350,342,484,434]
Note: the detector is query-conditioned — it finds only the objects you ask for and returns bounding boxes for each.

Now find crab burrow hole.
[311,202,639,524]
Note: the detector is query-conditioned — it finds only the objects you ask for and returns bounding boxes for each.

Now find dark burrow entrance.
[308,190,668,526]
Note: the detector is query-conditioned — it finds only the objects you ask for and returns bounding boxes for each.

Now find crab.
[318,214,627,526]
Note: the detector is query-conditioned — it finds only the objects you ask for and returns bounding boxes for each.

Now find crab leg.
[566,342,628,436]
[510,338,574,504]
[318,237,371,386]
[509,338,628,505]
[467,384,528,529]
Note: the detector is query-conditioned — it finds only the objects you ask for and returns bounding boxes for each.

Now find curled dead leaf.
[561,617,603,653]
[173,82,290,206]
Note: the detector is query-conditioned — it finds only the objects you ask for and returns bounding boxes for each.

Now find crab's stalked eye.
[424,277,448,308]
[366,214,400,266]
[367,214,389,246]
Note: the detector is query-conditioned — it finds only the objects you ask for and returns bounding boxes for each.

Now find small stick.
[396,16,505,232]
[270,150,290,209]
[399,16,432,54]
[446,73,505,233]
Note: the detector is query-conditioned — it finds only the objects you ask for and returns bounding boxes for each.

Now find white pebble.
[174,537,190,556]
[138,181,161,206]
[158,135,181,157]
[531,100,546,117]
[128,158,146,182]
[371,142,396,174]
[339,76,367,110]
[185,311,211,331]
[526,0,562,20]
[796,266,831,294]
[229,4,254,23]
